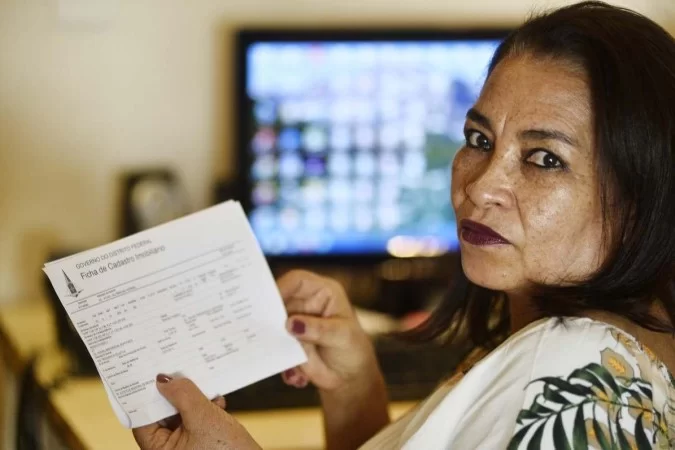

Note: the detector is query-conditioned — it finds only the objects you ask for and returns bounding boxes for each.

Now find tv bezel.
[233,27,511,265]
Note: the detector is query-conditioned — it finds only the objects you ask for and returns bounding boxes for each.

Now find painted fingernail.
[156,374,173,384]
[291,320,305,335]
[284,368,296,378]
[296,377,308,388]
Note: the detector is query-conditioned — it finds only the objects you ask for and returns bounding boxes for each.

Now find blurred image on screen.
[241,37,502,256]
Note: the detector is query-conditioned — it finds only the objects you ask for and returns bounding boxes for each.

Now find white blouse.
[361,317,675,449]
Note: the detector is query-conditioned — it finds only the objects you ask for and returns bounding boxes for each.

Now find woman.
[133,1,675,448]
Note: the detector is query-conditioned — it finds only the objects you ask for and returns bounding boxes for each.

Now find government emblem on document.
[63,270,83,298]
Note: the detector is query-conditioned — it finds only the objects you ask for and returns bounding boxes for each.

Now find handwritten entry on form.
[43,201,307,428]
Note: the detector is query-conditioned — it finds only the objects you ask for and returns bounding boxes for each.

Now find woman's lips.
[460,219,510,246]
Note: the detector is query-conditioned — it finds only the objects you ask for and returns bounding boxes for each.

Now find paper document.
[43,201,307,428]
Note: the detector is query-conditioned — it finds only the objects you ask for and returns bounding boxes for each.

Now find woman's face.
[451,55,606,296]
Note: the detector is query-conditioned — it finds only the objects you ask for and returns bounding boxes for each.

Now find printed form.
[43,201,307,428]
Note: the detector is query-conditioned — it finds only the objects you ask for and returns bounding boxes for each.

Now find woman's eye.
[465,130,491,150]
[525,149,565,169]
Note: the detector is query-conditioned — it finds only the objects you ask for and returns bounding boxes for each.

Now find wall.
[0,0,673,304]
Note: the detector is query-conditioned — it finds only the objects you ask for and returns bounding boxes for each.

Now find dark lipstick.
[460,219,510,246]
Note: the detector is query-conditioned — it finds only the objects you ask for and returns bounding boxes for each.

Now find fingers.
[278,270,353,319]
[155,375,212,429]
[281,367,309,388]
[286,315,352,348]
[132,422,168,449]
[153,396,225,432]
[284,284,338,317]
[212,395,227,410]
[281,343,313,388]
[277,270,324,302]
[158,414,182,431]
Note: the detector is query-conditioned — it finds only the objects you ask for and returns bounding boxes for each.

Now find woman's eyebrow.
[466,108,579,147]
[519,129,578,147]
[466,108,492,131]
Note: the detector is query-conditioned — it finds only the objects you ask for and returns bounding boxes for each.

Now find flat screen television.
[234,29,507,260]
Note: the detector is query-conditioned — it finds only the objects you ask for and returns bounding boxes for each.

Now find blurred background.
[1,0,672,305]
[0,1,673,449]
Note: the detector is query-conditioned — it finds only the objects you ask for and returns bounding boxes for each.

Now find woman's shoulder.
[502,316,675,385]
[491,316,675,398]
[388,317,675,449]
[492,316,675,449]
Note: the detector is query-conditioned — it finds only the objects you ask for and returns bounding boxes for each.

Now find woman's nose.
[464,155,515,211]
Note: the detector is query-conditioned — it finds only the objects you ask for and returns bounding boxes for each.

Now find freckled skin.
[451,55,606,297]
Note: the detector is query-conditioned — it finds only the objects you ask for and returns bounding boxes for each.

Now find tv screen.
[235,30,506,258]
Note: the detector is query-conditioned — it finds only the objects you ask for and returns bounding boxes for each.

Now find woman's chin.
[461,258,519,292]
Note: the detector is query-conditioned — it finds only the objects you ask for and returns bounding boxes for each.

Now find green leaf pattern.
[507,328,675,449]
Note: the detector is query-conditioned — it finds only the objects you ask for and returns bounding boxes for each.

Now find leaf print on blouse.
[609,328,675,390]
[507,348,667,450]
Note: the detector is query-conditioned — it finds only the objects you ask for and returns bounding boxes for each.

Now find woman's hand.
[278,270,380,392]
[278,270,390,450]
[133,375,260,450]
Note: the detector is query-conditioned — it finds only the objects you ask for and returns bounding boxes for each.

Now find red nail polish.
[291,320,305,335]
[285,368,296,378]
[157,374,173,384]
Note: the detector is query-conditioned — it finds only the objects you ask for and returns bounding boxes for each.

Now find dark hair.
[407,1,675,348]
